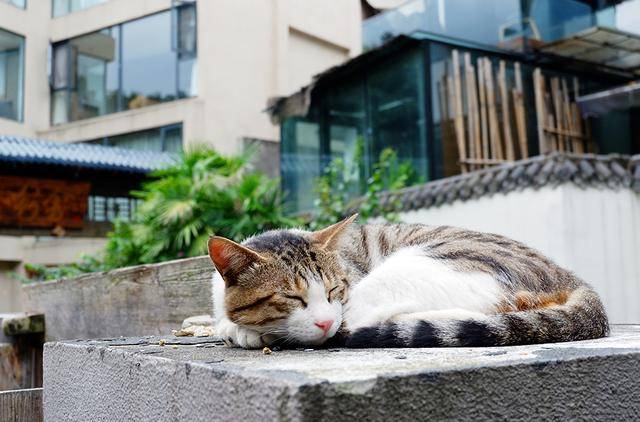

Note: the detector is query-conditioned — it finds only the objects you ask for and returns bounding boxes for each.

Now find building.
[0,0,364,311]
[271,0,640,211]
[269,0,640,322]
[0,0,362,159]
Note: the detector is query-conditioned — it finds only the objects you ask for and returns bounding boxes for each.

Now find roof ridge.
[348,152,640,215]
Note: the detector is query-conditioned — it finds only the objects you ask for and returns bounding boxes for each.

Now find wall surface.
[23,256,213,341]
[399,184,640,324]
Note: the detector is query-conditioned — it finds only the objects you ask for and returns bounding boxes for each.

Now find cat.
[208,214,609,349]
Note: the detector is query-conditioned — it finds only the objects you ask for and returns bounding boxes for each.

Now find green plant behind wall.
[311,142,417,229]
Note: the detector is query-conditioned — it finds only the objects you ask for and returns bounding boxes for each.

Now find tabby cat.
[208,215,608,349]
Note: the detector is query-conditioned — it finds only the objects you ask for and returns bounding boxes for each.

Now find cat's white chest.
[344,247,503,329]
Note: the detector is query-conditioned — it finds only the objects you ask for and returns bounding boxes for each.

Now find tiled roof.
[360,153,640,214]
[0,135,176,173]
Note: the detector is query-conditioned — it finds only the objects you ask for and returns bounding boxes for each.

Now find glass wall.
[0,28,24,122]
[281,48,427,211]
[87,124,183,153]
[52,0,108,17]
[51,4,197,124]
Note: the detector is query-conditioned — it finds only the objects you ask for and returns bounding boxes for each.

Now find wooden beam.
[513,62,528,158]
[465,53,481,169]
[477,58,489,163]
[533,68,550,154]
[498,60,515,161]
[483,58,503,160]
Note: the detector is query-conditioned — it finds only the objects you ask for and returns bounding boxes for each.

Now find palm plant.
[101,147,300,269]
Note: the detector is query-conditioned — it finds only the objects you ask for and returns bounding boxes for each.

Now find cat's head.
[207,215,357,347]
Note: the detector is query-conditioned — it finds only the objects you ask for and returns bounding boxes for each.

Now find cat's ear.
[208,236,266,285]
[312,214,358,249]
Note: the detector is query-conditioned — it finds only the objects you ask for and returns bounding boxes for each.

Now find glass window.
[326,80,368,195]
[51,6,197,124]
[87,124,183,153]
[281,115,322,212]
[0,28,24,122]
[122,13,177,109]
[367,49,428,179]
[1,0,25,8]
[52,0,108,17]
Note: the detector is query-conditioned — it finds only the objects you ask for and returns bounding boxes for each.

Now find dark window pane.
[163,125,183,153]
[367,49,428,179]
[326,80,368,196]
[66,29,118,121]
[281,117,321,212]
[0,28,24,121]
[122,11,177,110]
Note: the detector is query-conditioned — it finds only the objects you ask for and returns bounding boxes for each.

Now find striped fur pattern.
[208,216,609,349]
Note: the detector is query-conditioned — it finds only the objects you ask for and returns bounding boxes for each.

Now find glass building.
[277,34,639,212]
[0,28,24,122]
[51,3,197,125]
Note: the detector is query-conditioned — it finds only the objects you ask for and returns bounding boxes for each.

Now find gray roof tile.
[0,135,176,173]
[353,153,640,215]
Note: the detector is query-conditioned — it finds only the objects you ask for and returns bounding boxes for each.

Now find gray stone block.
[44,325,640,421]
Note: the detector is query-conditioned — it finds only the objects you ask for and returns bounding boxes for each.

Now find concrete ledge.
[44,325,640,421]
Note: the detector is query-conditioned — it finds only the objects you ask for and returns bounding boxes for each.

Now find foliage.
[311,141,417,230]
[17,147,300,282]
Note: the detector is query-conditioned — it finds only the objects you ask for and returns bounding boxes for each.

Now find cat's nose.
[314,320,334,335]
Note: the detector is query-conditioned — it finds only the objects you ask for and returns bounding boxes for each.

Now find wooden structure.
[0,176,90,229]
[533,68,590,154]
[440,50,529,172]
[0,388,42,422]
[441,51,592,173]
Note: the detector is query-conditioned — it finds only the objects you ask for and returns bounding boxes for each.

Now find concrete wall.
[398,184,640,324]
[0,236,106,313]
[0,0,362,152]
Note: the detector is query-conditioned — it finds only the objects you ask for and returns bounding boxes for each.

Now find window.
[1,0,26,9]
[52,0,107,17]
[281,48,428,211]
[86,195,139,222]
[51,4,197,124]
[88,124,183,153]
[0,28,24,122]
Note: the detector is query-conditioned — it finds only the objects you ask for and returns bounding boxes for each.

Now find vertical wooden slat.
[452,50,467,172]
[513,62,528,158]
[533,68,549,154]
[484,58,503,160]
[477,58,489,163]
[572,77,585,153]
[550,77,565,152]
[464,54,476,169]
[498,60,515,161]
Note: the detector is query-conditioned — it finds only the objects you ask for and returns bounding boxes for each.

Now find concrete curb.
[44,325,640,421]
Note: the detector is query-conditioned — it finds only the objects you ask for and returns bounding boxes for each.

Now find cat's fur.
[208,215,609,349]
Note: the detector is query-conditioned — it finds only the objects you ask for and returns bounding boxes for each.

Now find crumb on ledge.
[158,339,166,346]
[262,346,272,355]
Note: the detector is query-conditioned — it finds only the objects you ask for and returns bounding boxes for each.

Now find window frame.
[0,27,25,122]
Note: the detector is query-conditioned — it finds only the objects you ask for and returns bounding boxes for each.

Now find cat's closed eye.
[283,294,307,307]
[327,285,340,300]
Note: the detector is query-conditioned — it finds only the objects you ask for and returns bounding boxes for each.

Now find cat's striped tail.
[345,287,609,348]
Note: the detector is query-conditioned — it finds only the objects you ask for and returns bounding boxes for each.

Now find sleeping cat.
[208,215,608,349]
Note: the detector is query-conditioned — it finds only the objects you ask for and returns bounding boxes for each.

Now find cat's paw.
[215,319,264,349]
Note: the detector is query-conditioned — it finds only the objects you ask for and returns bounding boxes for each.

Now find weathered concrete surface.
[23,256,213,341]
[0,388,43,422]
[44,325,640,421]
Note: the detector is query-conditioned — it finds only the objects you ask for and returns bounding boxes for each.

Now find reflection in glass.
[51,6,197,124]
[88,124,183,152]
[0,28,24,121]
